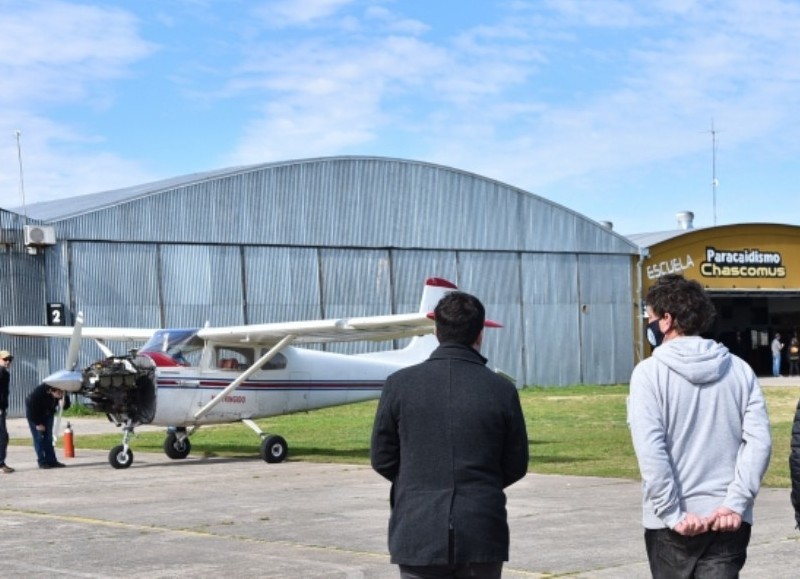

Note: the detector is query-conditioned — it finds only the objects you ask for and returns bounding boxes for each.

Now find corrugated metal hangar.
[1,156,639,415]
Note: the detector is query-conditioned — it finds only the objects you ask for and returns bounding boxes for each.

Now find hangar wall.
[2,157,639,414]
[0,209,50,415]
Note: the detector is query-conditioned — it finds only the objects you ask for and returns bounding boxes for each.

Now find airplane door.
[288,372,310,413]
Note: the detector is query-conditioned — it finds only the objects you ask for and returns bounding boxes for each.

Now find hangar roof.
[15,156,638,254]
[17,165,250,222]
[626,228,697,248]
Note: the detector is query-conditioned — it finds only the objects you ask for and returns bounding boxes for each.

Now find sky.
[1,0,799,235]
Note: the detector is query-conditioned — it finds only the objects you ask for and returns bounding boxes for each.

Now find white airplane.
[1,278,500,469]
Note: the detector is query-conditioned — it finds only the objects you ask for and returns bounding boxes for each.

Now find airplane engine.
[82,355,157,425]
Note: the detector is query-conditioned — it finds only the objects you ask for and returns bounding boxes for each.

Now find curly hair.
[646,274,716,336]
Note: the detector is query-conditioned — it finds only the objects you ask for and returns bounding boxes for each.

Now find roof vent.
[598,221,613,230]
[676,211,694,231]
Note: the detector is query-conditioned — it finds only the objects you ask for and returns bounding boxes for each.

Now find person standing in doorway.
[371,291,529,579]
[771,332,784,377]
[628,274,772,578]
[789,336,800,377]
[0,350,14,474]
[25,382,70,469]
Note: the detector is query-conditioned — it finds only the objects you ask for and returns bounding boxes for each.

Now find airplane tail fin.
[398,277,458,362]
[417,277,458,315]
[356,277,456,366]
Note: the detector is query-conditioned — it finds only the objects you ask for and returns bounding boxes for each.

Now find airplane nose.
[42,369,83,393]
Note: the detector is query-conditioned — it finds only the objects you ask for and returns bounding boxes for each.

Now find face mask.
[646,319,664,348]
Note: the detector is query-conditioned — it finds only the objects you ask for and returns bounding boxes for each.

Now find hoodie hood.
[652,335,732,385]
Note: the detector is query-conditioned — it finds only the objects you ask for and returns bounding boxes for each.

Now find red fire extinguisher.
[63,422,75,458]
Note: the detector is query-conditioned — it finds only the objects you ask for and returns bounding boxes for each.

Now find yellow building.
[630,214,800,376]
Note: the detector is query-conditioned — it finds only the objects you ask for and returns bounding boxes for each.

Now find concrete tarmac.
[1,419,798,578]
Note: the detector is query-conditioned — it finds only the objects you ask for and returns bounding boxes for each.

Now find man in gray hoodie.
[628,274,771,578]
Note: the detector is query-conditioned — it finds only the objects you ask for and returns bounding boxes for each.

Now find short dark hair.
[434,291,485,346]
[646,274,716,336]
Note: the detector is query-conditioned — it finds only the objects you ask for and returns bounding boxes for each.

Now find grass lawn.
[20,384,798,488]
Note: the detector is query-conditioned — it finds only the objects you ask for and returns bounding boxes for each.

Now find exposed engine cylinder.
[82,355,157,425]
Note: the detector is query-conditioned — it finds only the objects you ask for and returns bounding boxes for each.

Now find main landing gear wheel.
[109,445,134,469]
[164,432,191,459]
[260,435,288,463]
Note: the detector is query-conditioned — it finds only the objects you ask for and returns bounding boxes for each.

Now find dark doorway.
[709,292,800,377]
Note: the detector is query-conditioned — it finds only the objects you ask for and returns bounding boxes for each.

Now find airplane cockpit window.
[214,347,253,371]
[258,351,287,371]
[140,329,203,366]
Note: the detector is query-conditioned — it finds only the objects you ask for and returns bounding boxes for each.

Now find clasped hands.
[673,507,741,536]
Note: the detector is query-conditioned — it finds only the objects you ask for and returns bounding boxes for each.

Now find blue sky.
[1,0,799,234]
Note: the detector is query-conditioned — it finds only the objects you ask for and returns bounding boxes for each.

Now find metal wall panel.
[578,254,635,384]
[0,212,49,415]
[244,246,322,324]
[319,248,392,354]
[70,242,161,327]
[160,245,245,327]
[521,254,582,385]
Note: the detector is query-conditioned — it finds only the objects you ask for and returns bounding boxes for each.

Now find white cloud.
[252,0,357,28]
[0,1,155,105]
[0,1,157,203]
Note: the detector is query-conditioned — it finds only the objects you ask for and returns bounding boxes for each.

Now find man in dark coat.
[0,350,14,473]
[371,291,529,579]
[25,382,71,469]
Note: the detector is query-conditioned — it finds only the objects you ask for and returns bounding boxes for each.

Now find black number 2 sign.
[47,303,66,326]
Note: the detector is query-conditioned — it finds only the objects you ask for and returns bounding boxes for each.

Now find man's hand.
[673,513,709,536]
[36,424,45,432]
[705,507,742,532]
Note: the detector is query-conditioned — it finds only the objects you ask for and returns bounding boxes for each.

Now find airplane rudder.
[419,277,458,313]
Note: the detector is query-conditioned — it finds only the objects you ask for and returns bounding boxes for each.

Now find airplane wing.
[0,326,155,341]
[197,312,435,346]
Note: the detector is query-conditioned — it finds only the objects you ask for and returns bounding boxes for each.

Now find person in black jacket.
[791,398,800,530]
[371,291,529,579]
[25,382,71,469]
[0,350,14,473]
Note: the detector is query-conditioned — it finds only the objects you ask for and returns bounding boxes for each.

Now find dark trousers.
[0,411,8,465]
[399,562,503,579]
[644,524,751,579]
[27,416,57,466]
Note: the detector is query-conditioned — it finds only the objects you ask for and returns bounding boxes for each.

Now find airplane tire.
[260,435,288,463]
[164,432,191,459]
[109,445,134,469]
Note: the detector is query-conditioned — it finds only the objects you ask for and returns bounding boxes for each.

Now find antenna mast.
[14,130,28,224]
[710,120,718,226]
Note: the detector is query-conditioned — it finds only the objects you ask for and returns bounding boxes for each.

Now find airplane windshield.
[140,329,203,366]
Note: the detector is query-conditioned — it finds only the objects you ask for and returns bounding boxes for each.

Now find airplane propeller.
[42,311,85,394]
[46,312,85,446]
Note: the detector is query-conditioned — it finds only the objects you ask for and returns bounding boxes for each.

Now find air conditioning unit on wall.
[23,224,57,246]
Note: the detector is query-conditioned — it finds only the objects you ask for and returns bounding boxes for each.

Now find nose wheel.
[109,445,134,469]
[108,421,136,469]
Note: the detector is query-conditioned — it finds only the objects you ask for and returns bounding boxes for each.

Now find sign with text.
[47,303,66,326]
